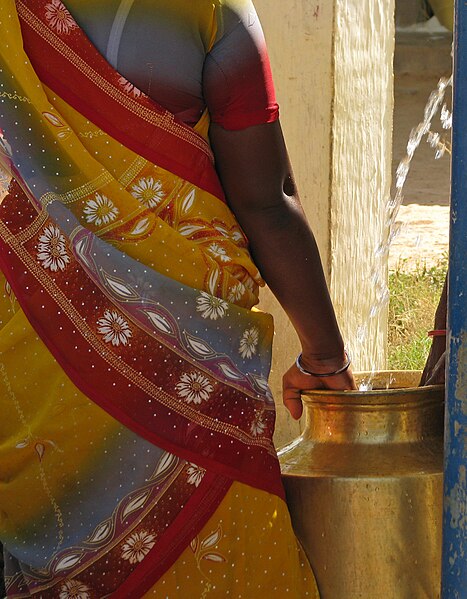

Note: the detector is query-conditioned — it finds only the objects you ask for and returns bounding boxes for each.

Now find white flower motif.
[186,463,206,487]
[208,242,231,263]
[45,0,77,35]
[239,327,259,359]
[131,177,165,208]
[250,411,267,437]
[244,277,257,292]
[121,530,156,564]
[83,193,119,227]
[59,579,90,599]
[227,282,246,303]
[196,292,228,320]
[0,131,12,158]
[0,167,10,191]
[231,227,246,244]
[175,372,214,405]
[118,76,144,98]
[37,224,70,272]
[97,310,132,346]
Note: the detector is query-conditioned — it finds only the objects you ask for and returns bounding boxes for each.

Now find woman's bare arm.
[210,120,356,418]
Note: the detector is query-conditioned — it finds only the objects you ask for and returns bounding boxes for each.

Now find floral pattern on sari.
[0,1,285,596]
[4,448,229,597]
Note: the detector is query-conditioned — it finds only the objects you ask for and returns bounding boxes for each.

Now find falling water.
[359,76,453,391]
[387,77,452,238]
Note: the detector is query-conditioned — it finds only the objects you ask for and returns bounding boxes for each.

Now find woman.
[0,1,354,596]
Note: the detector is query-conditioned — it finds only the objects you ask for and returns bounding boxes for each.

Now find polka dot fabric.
[147,482,319,598]
[0,1,317,597]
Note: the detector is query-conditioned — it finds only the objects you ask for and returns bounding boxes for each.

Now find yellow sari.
[0,1,318,596]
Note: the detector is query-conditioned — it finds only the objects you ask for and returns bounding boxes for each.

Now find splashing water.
[386,76,452,247]
[359,381,373,392]
[361,76,453,388]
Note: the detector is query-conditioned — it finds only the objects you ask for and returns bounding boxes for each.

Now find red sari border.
[113,474,233,598]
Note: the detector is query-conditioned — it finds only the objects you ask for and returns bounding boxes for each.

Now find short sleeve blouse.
[205,0,279,130]
[65,0,279,130]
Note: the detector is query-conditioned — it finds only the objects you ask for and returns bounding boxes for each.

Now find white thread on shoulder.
[106,0,136,68]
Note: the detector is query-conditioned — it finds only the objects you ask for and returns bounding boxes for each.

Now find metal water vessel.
[279,371,444,599]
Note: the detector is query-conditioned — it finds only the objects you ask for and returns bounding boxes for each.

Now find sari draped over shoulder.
[0,1,318,597]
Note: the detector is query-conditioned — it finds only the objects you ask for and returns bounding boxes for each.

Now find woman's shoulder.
[213,0,258,41]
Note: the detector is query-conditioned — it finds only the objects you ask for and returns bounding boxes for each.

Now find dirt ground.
[389,35,452,271]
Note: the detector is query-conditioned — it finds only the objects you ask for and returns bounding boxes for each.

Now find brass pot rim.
[301,370,444,406]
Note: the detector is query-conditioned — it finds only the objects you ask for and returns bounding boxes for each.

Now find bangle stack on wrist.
[295,350,351,378]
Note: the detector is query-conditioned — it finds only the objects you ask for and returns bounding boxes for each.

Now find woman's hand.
[283,354,357,420]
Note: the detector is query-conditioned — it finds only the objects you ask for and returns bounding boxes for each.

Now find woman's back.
[64,0,277,128]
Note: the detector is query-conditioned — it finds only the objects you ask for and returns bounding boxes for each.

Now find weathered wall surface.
[254,0,395,447]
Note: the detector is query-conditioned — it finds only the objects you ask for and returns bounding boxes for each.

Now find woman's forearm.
[232,192,345,362]
[209,120,346,369]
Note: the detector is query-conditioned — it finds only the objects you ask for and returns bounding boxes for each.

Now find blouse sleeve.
[203,0,279,131]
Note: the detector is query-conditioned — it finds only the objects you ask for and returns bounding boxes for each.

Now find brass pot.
[279,371,444,599]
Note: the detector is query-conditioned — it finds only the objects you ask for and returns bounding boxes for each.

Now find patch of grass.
[388,256,448,371]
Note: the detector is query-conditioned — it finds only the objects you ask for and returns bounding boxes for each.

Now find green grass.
[388,256,448,371]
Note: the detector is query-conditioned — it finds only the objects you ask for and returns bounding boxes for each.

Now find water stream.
[360,75,453,391]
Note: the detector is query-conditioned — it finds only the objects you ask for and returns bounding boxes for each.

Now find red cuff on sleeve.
[204,13,280,132]
[212,104,279,131]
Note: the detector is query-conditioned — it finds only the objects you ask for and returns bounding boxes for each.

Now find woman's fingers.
[283,393,304,420]
[282,362,357,420]
[282,364,309,420]
[324,370,357,391]
[282,363,321,420]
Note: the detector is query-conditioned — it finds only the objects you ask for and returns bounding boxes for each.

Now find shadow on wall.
[396,0,434,27]
[396,0,454,31]
[1,544,4,597]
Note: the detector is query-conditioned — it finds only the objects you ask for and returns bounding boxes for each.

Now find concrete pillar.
[330,0,394,379]
[255,0,395,447]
